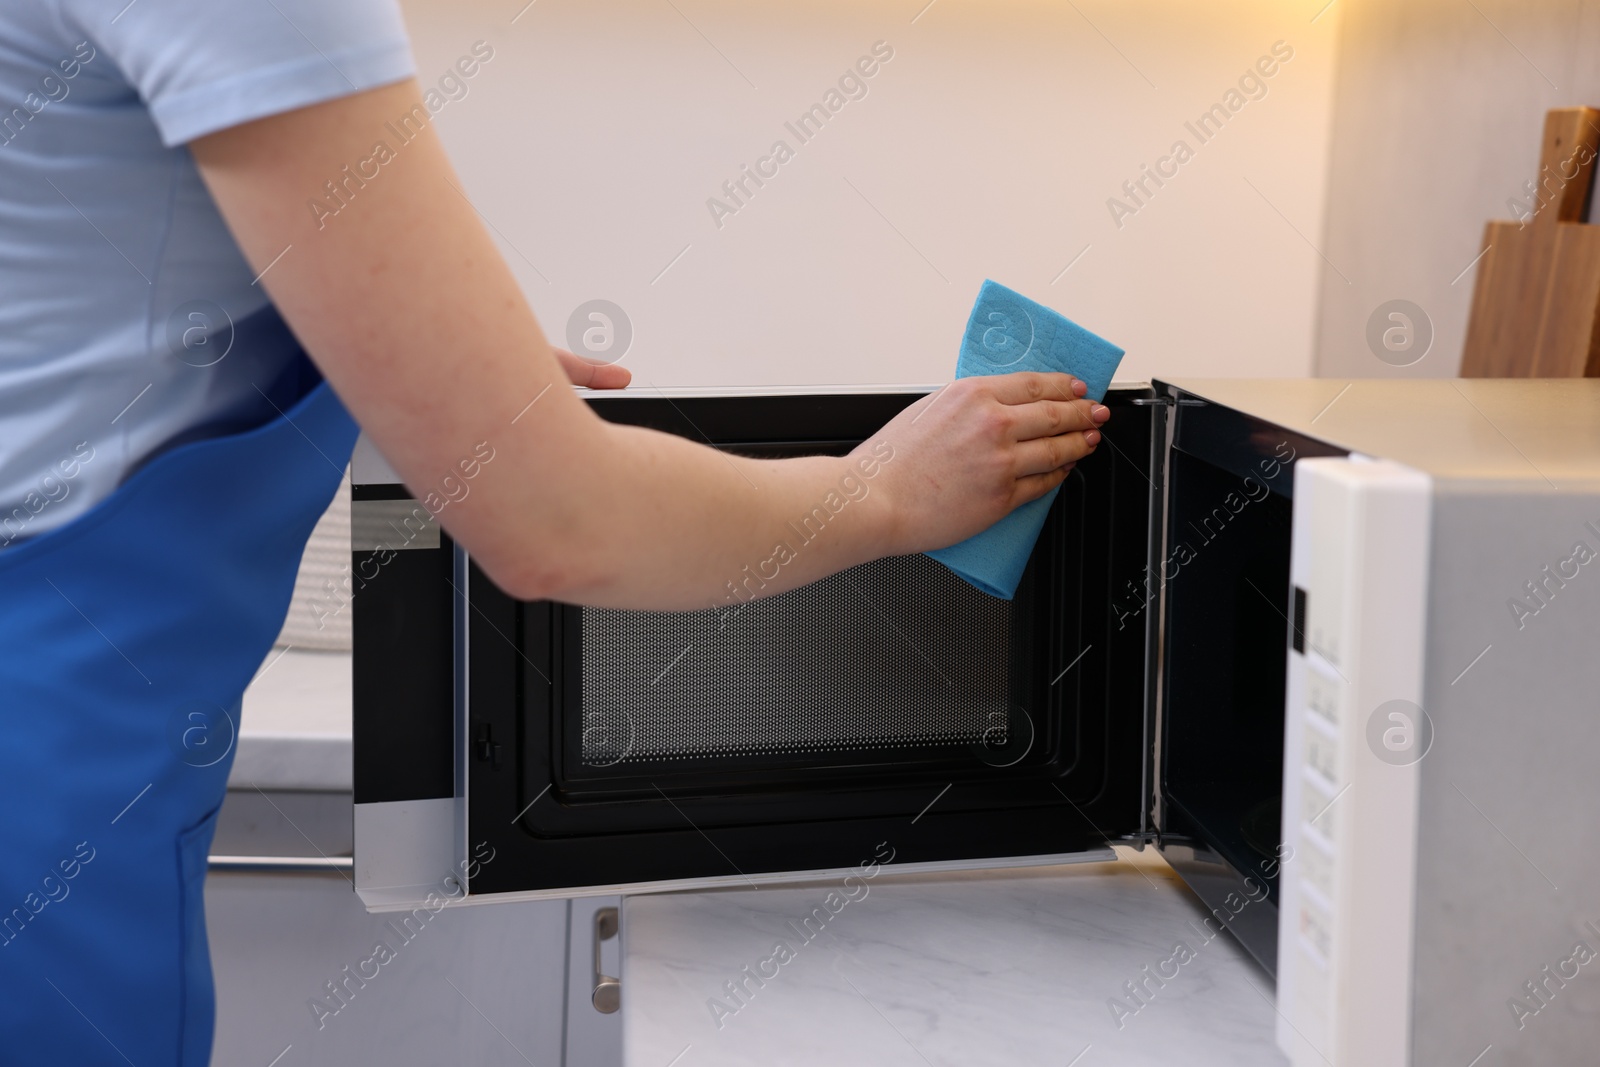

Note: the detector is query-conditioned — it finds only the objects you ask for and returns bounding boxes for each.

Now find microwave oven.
[348,378,1600,1067]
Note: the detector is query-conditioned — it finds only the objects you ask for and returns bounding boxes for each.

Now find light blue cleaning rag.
[926,280,1126,599]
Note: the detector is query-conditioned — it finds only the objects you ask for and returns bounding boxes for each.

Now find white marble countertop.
[230,647,352,792]
[622,846,1288,1067]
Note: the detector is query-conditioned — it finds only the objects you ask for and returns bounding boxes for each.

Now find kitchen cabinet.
[206,862,571,1066]
[208,648,613,1066]
[565,896,625,1067]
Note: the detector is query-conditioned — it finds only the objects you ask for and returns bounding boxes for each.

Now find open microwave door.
[352,387,1161,910]
[1144,383,1349,976]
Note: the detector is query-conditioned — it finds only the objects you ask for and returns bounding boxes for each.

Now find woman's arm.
[189,79,1106,610]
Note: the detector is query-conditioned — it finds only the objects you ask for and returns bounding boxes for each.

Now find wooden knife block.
[1461,107,1600,378]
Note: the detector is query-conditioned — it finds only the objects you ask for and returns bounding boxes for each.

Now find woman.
[0,0,1107,1062]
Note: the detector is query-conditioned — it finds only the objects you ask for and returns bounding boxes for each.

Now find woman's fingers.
[865,372,1114,556]
[584,363,632,389]
[1011,464,1076,506]
[1010,431,1100,477]
[983,371,1086,405]
[553,346,632,390]
[1004,398,1108,442]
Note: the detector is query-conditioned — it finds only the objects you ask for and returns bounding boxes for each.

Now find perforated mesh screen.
[579,555,1013,766]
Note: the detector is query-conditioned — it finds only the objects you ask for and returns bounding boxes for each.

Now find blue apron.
[0,352,357,1064]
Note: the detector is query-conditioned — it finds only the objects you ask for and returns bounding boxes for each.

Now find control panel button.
[1305,729,1339,784]
[1306,667,1341,726]
[1302,775,1338,840]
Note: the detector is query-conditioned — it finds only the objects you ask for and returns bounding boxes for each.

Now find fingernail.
[1074,379,1088,396]
[1084,430,1102,446]
[1091,405,1110,423]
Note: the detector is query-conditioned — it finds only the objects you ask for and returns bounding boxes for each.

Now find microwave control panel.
[1277,458,1431,1067]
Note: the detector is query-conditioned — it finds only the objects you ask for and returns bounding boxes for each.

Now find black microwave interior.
[554,427,1075,795]
[438,390,1158,893]
[568,549,1027,775]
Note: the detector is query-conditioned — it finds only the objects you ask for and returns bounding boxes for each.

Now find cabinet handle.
[207,854,353,873]
[591,906,620,1014]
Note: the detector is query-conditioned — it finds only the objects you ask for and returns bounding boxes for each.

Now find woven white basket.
[273,468,353,651]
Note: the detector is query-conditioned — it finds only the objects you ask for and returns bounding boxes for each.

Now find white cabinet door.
[207,866,569,1064]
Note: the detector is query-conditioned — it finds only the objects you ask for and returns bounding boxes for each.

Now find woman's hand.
[859,371,1109,555]
[553,347,631,390]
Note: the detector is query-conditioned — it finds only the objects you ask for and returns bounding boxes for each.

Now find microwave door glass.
[1147,387,1348,977]
[1160,445,1295,898]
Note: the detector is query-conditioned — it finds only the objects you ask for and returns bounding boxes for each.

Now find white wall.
[398,0,1342,387]
[1313,0,1600,378]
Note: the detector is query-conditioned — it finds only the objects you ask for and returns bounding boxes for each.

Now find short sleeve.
[63,0,416,146]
